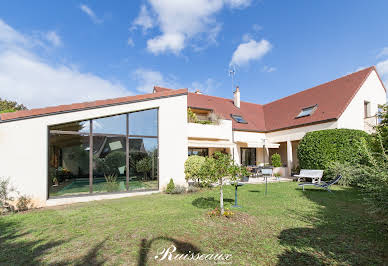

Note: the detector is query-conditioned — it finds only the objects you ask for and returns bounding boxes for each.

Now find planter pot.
[273,167,287,177]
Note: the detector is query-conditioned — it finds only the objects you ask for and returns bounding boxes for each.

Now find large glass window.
[48,108,159,198]
[188,148,209,157]
[241,148,256,166]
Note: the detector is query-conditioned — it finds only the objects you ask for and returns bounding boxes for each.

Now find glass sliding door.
[48,121,91,197]
[48,108,159,198]
[241,148,256,166]
[128,109,158,191]
[92,114,127,193]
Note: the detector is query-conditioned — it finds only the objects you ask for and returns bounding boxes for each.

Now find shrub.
[187,186,199,193]
[184,155,206,182]
[96,151,126,176]
[0,178,16,214]
[165,178,175,194]
[297,129,371,171]
[136,156,152,180]
[16,195,32,212]
[326,161,358,186]
[271,153,282,168]
[171,185,186,194]
[104,174,120,192]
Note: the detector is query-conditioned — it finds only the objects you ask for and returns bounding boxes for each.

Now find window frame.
[47,107,159,199]
[296,105,317,118]
[231,114,248,124]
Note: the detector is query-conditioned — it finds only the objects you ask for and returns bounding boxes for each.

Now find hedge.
[297,129,371,171]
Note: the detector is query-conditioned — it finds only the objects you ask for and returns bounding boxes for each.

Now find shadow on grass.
[0,217,108,265]
[277,186,387,265]
[248,190,261,193]
[0,218,66,265]
[192,197,233,209]
[138,236,201,266]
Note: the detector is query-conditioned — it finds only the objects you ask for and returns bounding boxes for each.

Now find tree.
[374,104,388,151]
[198,152,248,215]
[0,98,27,113]
[136,156,152,180]
[184,155,206,182]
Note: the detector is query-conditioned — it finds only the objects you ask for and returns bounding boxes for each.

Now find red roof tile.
[187,66,381,132]
[0,89,188,122]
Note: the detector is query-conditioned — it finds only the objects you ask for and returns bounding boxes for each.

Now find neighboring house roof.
[0,89,188,122]
[155,66,383,132]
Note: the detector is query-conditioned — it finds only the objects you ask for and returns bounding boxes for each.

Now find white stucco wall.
[0,94,188,205]
[188,119,232,141]
[338,70,387,130]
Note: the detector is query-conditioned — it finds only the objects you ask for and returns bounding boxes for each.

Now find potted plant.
[271,153,286,177]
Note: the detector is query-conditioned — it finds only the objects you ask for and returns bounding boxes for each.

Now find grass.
[1,182,387,265]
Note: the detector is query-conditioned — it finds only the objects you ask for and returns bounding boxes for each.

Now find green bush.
[297,129,371,171]
[96,151,126,176]
[166,178,175,194]
[184,155,206,182]
[271,153,282,167]
[136,156,152,180]
[171,185,186,194]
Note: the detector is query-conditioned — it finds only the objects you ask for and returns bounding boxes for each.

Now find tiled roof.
[0,89,188,122]
[181,66,381,132]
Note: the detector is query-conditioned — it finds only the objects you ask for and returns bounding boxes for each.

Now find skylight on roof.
[296,105,317,118]
[231,114,247,123]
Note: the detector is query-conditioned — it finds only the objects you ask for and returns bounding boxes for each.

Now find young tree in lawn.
[198,151,249,215]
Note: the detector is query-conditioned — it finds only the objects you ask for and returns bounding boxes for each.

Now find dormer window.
[231,114,247,123]
[296,105,317,118]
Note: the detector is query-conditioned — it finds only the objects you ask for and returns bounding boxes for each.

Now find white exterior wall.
[338,70,387,130]
[188,119,232,140]
[0,95,188,205]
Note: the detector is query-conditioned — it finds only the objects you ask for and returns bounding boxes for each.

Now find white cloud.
[147,33,185,55]
[230,39,271,67]
[377,47,388,58]
[132,0,251,55]
[225,0,251,8]
[132,5,154,32]
[44,31,62,47]
[79,4,103,24]
[262,65,276,73]
[127,37,135,47]
[132,68,177,93]
[0,20,130,108]
[191,78,221,94]
[376,59,388,86]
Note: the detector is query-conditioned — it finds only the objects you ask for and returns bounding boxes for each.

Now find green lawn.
[0,182,387,265]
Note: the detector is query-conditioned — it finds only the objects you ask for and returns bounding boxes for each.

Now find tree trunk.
[220,178,224,215]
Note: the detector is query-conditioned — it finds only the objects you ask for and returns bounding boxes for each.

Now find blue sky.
[0,0,387,109]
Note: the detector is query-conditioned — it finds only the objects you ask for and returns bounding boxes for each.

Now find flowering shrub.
[208,207,234,218]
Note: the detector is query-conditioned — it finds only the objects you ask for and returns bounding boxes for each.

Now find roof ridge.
[263,66,374,107]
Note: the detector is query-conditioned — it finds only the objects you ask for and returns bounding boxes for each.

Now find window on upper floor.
[364,101,371,118]
[231,114,247,124]
[296,105,317,118]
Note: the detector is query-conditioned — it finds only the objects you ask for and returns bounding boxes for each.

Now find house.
[0,66,386,206]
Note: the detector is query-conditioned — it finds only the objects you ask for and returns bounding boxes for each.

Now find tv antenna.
[229,66,237,89]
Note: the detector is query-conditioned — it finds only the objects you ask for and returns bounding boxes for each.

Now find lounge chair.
[298,175,342,192]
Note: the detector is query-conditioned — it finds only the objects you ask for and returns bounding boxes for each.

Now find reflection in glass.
[93,136,127,193]
[128,137,158,191]
[129,109,157,136]
[50,120,90,133]
[93,114,126,135]
[48,133,90,197]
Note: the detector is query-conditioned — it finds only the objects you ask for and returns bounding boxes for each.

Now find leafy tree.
[374,104,388,151]
[271,153,282,168]
[0,98,27,113]
[184,155,206,182]
[136,156,152,180]
[96,151,126,176]
[198,152,248,215]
